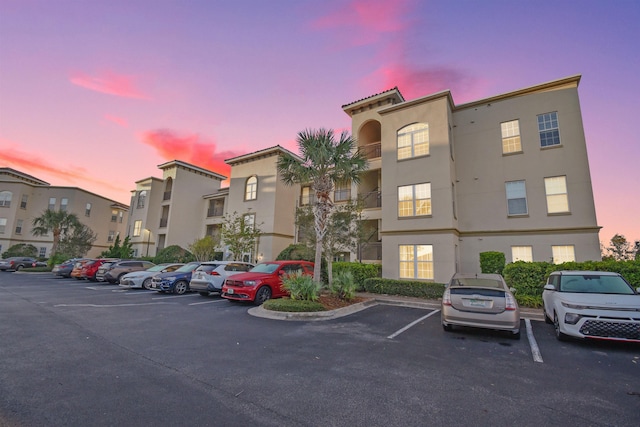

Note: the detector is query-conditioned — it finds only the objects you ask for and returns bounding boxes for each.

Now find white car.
[189,261,254,296]
[119,263,184,290]
[542,271,640,342]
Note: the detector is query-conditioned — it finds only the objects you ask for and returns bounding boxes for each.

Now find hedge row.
[361,278,446,299]
[333,262,381,285]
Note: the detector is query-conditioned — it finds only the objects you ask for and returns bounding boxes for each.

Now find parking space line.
[189,299,227,306]
[387,310,440,339]
[525,318,544,363]
[151,294,199,300]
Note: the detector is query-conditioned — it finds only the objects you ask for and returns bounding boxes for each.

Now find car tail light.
[9,261,15,267]
[505,292,517,311]
[442,289,452,306]
[208,271,220,276]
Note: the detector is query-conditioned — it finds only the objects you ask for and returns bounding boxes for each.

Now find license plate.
[227,288,234,294]
[468,299,487,308]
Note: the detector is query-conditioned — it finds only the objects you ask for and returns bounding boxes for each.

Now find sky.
[1,0,639,248]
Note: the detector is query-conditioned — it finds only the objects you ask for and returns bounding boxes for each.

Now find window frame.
[85,202,92,217]
[398,183,432,218]
[0,191,12,207]
[137,191,147,209]
[397,123,429,160]
[399,244,434,280]
[538,111,561,148]
[60,198,68,212]
[15,219,23,234]
[245,176,258,201]
[511,246,533,262]
[544,176,570,214]
[552,245,575,264]
[0,218,6,234]
[501,119,522,154]
[505,180,528,216]
[48,197,56,210]
[133,220,142,237]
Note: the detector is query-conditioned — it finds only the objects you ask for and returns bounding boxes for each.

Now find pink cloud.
[104,114,128,127]
[70,71,150,99]
[141,129,242,177]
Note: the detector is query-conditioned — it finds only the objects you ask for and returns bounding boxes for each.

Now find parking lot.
[1,272,639,426]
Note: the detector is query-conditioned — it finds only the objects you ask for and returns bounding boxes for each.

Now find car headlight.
[564,313,582,325]
[561,302,587,310]
[245,280,258,286]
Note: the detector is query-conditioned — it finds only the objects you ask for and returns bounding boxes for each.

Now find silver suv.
[99,260,155,284]
[189,261,254,296]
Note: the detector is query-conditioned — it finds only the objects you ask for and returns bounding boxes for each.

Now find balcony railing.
[207,207,225,217]
[360,191,381,209]
[163,191,172,201]
[359,242,382,261]
[159,218,168,228]
[358,142,381,160]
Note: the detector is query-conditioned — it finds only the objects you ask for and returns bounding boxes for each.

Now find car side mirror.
[636,287,640,294]
[509,287,517,294]
[543,284,556,291]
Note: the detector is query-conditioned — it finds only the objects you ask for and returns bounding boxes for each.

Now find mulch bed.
[317,293,368,310]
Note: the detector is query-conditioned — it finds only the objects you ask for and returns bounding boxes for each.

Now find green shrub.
[276,244,314,261]
[480,251,505,275]
[263,298,326,312]
[2,243,38,258]
[281,273,322,301]
[514,294,543,308]
[330,270,358,300]
[333,262,381,290]
[362,278,446,299]
[154,245,194,263]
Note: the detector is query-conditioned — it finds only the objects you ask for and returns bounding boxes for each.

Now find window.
[397,123,429,160]
[15,219,23,234]
[39,247,46,258]
[538,112,560,147]
[137,190,147,208]
[133,220,142,237]
[300,186,313,206]
[60,198,68,211]
[398,183,431,217]
[501,120,522,154]
[245,176,258,201]
[119,211,124,223]
[544,176,569,213]
[505,181,527,216]
[399,245,434,280]
[20,194,28,209]
[0,191,12,207]
[243,213,255,231]
[552,245,575,264]
[111,209,118,222]
[85,203,92,217]
[0,218,6,234]
[108,230,115,242]
[334,181,350,202]
[511,246,533,262]
[48,197,56,210]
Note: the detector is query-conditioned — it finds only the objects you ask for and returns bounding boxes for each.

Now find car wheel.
[142,278,153,290]
[116,273,126,284]
[442,323,453,332]
[16,265,23,271]
[553,312,569,341]
[174,281,188,295]
[254,286,272,305]
[511,330,521,340]
[199,292,210,297]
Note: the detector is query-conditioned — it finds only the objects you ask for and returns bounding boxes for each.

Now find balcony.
[163,191,172,201]
[207,207,225,217]
[359,242,382,261]
[358,142,381,160]
[360,191,381,209]
[159,218,168,228]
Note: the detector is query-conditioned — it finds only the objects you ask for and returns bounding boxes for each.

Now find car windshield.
[146,264,167,272]
[175,263,200,273]
[250,263,279,274]
[559,274,635,294]
[451,278,503,289]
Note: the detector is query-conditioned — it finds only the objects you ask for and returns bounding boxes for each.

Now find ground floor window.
[399,244,433,280]
[39,247,46,258]
[511,246,533,262]
[552,245,575,264]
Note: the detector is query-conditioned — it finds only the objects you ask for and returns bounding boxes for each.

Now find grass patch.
[263,298,326,312]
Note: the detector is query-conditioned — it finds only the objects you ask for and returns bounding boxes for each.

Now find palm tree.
[32,209,81,259]
[277,128,368,283]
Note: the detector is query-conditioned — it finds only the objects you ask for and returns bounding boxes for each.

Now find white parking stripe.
[525,318,544,363]
[151,293,199,300]
[189,299,227,306]
[387,310,440,339]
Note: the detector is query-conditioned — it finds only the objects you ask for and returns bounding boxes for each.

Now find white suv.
[189,261,254,296]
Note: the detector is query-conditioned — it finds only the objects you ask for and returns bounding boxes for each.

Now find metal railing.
[159,218,168,227]
[360,191,381,209]
[359,242,382,261]
[358,142,381,160]
[207,207,225,217]
[163,191,172,201]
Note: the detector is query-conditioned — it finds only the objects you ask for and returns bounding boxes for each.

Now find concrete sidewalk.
[249,292,544,322]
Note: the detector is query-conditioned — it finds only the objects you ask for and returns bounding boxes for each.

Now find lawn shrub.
[362,278,446,299]
[330,270,357,300]
[480,251,506,275]
[263,298,326,312]
[332,262,381,290]
[281,273,322,301]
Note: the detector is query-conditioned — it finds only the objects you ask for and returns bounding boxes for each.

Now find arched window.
[137,190,147,208]
[397,123,429,160]
[164,178,173,200]
[245,176,258,201]
[0,191,12,207]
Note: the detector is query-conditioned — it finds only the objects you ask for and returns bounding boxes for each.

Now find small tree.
[220,211,263,262]
[2,243,38,259]
[607,234,633,261]
[57,223,97,258]
[189,235,218,262]
[31,209,82,260]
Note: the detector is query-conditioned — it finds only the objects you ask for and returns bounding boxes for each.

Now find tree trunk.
[314,239,323,283]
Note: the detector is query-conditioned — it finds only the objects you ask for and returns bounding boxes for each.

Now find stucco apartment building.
[344,75,601,283]
[0,168,129,258]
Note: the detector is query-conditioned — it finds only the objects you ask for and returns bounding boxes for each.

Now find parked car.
[80,259,114,281]
[441,273,521,339]
[542,270,640,342]
[95,260,120,282]
[70,259,93,279]
[119,263,185,290]
[0,257,38,271]
[221,260,314,305]
[150,262,201,294]
[99,260,156,284]
[31,260,48,268]
[52,258,82,278]
[190,261,254,296]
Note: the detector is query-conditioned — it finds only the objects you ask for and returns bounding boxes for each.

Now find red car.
[81,259,111,281]
[221,260,314,305]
